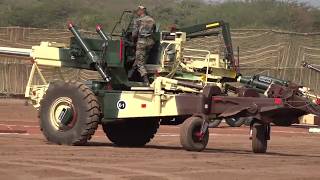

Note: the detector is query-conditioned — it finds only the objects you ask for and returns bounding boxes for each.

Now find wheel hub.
[192,125,206,142]
[194,131,205,141]
[49,97,77,131]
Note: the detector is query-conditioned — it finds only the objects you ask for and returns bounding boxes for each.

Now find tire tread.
[40,81,100,146]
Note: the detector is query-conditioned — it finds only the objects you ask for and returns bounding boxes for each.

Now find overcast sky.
[208,0,320,7]
[296,0,320,6]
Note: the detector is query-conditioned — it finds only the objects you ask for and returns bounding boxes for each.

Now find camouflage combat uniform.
[132,14,156,77]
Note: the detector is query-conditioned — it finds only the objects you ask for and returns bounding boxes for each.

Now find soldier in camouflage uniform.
[132,6,156,85]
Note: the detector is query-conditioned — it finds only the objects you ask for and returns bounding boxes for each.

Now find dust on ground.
[0,99,319,180]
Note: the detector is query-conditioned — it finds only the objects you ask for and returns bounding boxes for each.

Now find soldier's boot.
[142,75,150,86]
[128,69,135,79]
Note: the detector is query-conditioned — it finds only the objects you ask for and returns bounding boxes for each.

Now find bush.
[0,0,319,32]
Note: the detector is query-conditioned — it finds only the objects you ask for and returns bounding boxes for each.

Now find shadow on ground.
[84,141,320,158]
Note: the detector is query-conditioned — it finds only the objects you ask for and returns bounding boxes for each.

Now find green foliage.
[0,0,320,32]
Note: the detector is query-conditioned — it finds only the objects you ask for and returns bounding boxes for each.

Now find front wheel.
[180,116,209,152]
[39,81,100,145]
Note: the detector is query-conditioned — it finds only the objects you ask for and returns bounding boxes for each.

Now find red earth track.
[0,99,320,180]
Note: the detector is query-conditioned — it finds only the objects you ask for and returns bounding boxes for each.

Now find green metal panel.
[109,67,129,88]
[99,91,122,120]
[70,37,104,51]
[69,37,124,68]
[106,40,123,67]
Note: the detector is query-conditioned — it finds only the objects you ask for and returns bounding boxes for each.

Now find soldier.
[131,6,156,85]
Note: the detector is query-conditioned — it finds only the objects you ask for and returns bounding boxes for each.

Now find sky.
[302,0,320,7]
[207,0,320,7]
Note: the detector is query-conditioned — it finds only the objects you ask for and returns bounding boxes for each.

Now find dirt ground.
[0,99,319,180]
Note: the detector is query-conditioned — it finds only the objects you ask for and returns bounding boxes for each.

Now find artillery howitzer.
[0,11,313,153]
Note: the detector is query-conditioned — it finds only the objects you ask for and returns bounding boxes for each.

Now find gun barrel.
[0,47,32,57]
[238,75,289,92]
[303,62,320,73]
[68,23,111,82]
[176,80,203,90]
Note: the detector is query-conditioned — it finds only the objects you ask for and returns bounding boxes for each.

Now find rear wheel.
[39,81,100,145]
[252,123,268,153]
[102,118,159,147]
[180,116,209,151]
[225,117,245,127]
[272,119,294,126]
[208,119,222,128]
[244,117,253,126]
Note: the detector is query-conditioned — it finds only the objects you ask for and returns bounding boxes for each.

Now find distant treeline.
[0,0,319,32]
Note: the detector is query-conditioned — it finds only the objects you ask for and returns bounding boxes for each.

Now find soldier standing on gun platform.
[131,6,156,86]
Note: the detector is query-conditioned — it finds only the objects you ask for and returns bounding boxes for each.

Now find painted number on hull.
[117,100,126,110]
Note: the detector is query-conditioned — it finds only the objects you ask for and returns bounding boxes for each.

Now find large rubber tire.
[180,116,209,152]
[160,115,190,125]
[39,81,100,145]
[272,119,294,127]
[102,119,159,147]
[225,117,245,127]
[209,119,222,128]
[252,123,268,153]
[244,117,253,126]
